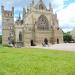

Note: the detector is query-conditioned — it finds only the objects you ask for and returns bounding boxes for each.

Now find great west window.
[37,15,49,30]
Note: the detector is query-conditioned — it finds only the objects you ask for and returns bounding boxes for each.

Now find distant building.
[1,0,63,47]
[70,28,75,41]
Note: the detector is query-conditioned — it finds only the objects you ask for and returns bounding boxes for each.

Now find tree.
[63,32,73,43]
[0,35,2,44]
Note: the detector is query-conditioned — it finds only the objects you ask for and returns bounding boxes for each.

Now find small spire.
[23,8,26,14]
[1,5,4,10]
[55,12,57,18]
[49,2,53,11]
[18,13,21,20]
[39,0,43,4]
[49,2,52,9]
[32,0,34,5]
[23,8,26,19]
[40,0,43,2]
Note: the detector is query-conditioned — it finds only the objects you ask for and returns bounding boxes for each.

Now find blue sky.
[0,0,75,35]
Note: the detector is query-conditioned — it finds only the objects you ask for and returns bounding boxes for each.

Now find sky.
[0,0,75,35]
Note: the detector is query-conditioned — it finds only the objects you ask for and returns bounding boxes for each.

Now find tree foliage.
[63,32,73,43]
[0,35,2,44]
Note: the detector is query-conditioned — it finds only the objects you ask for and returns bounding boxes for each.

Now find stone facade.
[70,28,75,40]
[1,6,14,45]
[2,0,63,47]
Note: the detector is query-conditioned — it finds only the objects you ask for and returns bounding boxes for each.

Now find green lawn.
[0,44,2,47]
[0,48,75,75]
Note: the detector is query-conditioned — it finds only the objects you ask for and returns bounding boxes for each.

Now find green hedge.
[0,35,2,44]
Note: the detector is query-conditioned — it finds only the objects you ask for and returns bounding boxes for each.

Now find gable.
[35,0,47,10]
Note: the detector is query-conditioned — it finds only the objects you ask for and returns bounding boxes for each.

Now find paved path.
[48,43,75,52]
[31,43,75,52]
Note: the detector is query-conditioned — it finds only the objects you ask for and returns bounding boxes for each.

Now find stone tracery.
[37,15,49,30]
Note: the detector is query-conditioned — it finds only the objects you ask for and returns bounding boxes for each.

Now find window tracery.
[37,15,49,30]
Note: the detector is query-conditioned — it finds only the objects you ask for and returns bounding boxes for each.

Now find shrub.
[0,35,2,44]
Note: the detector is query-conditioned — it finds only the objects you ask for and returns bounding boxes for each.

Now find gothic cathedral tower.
[1,5,14,45]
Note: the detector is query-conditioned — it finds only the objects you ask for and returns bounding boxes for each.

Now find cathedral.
[1,0,63,47]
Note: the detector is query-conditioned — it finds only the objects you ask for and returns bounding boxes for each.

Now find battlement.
[1,5,14,17]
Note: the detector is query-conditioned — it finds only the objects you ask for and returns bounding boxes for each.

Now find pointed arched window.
[37,15,49,30]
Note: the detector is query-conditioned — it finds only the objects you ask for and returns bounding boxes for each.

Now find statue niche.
[19,31,22,42]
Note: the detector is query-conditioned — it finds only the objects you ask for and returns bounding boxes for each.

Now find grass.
[0,44,2,47]
[0,48,75,75]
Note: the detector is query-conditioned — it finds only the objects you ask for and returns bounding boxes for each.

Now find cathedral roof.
[35,0,47,10]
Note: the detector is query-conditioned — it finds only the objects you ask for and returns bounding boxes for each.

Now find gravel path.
[31,43,75,52]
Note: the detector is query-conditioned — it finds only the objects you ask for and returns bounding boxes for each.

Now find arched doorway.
[30,40,36,46]
[44,38,48,45]
[57,38,59,44]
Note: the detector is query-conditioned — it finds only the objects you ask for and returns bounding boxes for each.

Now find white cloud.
[0,15,2,21]
[57,3,75,32]
[51,0,64,11]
